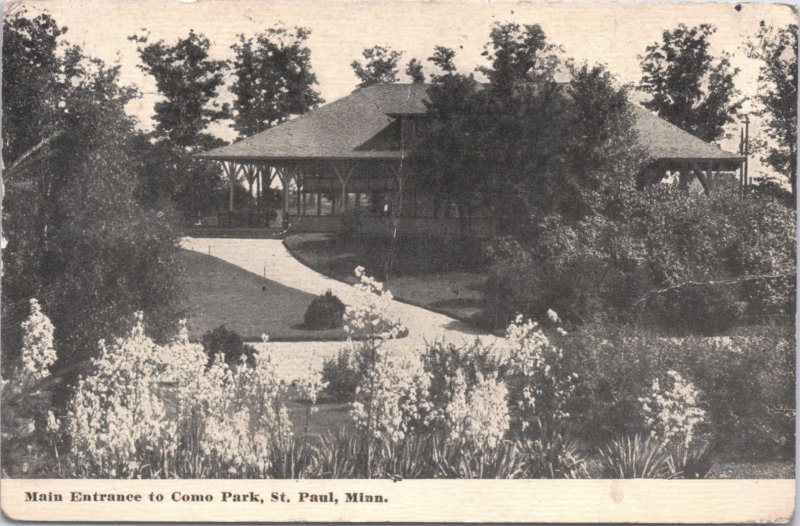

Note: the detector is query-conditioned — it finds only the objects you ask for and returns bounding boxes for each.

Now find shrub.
[595,434,672,479]
[201,325,256,368]
[303,290,345,330]
[518,420,588,479]
[321,349,361,402]
[667,440,718,479]
[485,188,795,334]
[566,324,795,458]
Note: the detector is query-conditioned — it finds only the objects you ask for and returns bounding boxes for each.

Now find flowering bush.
[351,354,431,443]
[499,315,579,433]
[639,370,706,447]
[344,266,406,341]
[66,316,292,478]
[1,299,61,477]
[443,370,510,450]
[19,299,57,383]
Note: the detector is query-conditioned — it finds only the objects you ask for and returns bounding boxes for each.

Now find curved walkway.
[181,237,496,379]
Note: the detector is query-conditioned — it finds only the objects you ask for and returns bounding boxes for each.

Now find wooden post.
[222,161,242,212]
[691,162,710,194]
[330,160,355,215]
[743,114,750,189]
[296,172,303,216]
[256,167,261,209]
[706,160,714,194]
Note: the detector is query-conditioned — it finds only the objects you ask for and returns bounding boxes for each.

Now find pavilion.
[196,83,744,236]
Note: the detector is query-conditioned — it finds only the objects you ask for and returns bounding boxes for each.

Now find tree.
[639,24,742,142]
[131,30,228,147]
[351,45,403,87]
[478,22,558,104]
[2,11,65,166]
[405,58,425,83]
[229,25,323,138]
[745,21,798,200]
[131,30,230,219]
[2,12,183,392]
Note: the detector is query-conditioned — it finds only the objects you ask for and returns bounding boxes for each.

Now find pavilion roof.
[197,82,742,164]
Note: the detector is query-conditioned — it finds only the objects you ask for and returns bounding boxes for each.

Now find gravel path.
[181,237,495,380]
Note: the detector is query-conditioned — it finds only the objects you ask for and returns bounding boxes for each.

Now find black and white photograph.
[0,0,796,522]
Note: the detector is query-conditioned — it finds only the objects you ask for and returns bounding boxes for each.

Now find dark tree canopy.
[405,58,426,83]
[230,25,323,138]
[2,11,67,166]
[639,24,742,142]
[130,30,232,219]
[745,21,798,199]
[428,46,457,76]
[2,11,183,388]
[479,22,558,103]
[351,45,403,87]
[131,30,228,147]
[413,24,642,232]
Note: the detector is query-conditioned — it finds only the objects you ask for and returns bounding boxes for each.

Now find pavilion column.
[330,160,355,215]
[221,161,243,212]
[276,164,299,221]
[387,161,406,217]
[691,162,711,194]
[256,166,261,208]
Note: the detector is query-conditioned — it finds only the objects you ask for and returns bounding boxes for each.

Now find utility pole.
[743,114,750,190]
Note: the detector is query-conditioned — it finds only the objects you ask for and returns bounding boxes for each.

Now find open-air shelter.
[196,83,745,235]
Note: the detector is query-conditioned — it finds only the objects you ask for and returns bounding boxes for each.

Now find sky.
[13,0,798,179]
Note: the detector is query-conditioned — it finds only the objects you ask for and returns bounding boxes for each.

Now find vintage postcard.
[0,0,796,522]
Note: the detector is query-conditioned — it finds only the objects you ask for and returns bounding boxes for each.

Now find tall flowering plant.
[639,370,706,448]
[351,355,432,444]
[443,369,510,450]
[19,299,57,383]
[344,266,406,341]
[344,266,415,476]
[66,316,293,478]
[497,314,579,434]
[1,299,60,476]
[67,313,182,477]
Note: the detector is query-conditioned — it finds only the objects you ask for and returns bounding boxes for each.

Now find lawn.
[284,232,490,326]
[179,249,348,341]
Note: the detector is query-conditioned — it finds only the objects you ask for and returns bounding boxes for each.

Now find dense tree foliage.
[131,30,228,147]
[351,45,403,87]
[130,31,230,219]
[229,25,323,138]
[639,24,742,142]
[405,58,425,83]
[414,24,641,230]
[2,12,184,391]
[745,21,798,200]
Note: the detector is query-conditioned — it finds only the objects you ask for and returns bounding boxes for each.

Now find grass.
[179,249,348,341]
[284,232,490,325]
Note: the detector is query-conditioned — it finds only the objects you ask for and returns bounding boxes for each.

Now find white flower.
[20,299,56,382]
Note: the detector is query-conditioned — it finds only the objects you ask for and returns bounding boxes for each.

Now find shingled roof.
[198,83,742,164]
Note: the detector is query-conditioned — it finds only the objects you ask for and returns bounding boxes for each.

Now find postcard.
[1,0,795,522]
